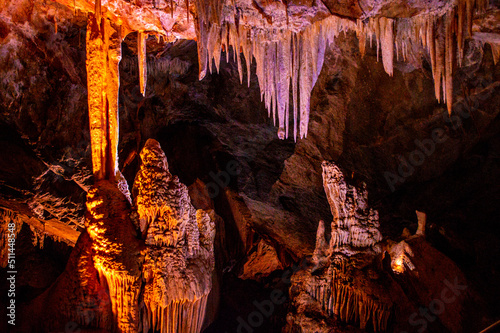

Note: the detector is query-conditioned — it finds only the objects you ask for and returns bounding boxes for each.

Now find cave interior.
[1,0,500,332]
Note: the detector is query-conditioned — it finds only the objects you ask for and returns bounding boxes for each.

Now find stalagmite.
[389,240,416,274]
[86,180,143,333]
[138,31,148,96]
[321,161,382,253]
[289,161,391,332]
[416,210,426,236]
[133,139,215,333]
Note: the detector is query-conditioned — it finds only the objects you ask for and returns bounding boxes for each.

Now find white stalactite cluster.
[196,12,355,140]
[133,139,215,333]
[194,0,491,138]
[288,161,391,332]
[305,264,392,331]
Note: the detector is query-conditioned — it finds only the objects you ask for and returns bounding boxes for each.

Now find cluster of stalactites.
[197,15,356,140]
[98,269,141,333]
[383,0,489,115]
[306,270,392,332]
[195,0,490,138]
[316,161,382,257]
[141,295,209,333]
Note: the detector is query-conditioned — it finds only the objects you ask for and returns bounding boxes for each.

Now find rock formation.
[287,161,392,332]
[1,0,498,332]
[42,0,497,139]
[286,161,472,332]
[134,139,215,333]
[16,140,215,333]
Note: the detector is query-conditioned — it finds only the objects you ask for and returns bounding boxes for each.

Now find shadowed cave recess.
[1,0,500,332]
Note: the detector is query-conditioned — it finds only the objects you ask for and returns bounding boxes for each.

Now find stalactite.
[86,14,121,181]
[380,17,394,77]
[356,19,366,58]
[491,43,500,65]
[445,12,454,115]
[304,273,392,331]
[416,210,427,236]
[95,0,101,25]
[193,0,490,138]
[138,31,147,97]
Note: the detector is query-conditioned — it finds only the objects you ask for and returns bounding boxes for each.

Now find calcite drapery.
[133,139,215,333]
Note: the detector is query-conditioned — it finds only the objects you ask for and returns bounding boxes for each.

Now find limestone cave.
[0,0,499,332]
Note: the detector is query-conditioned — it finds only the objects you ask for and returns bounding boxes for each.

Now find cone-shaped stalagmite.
[133,139,215,333]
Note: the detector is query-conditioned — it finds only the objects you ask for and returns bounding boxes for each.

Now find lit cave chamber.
[1,0,499,332]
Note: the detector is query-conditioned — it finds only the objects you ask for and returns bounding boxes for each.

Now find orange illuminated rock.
[86,12,121,180]
[133,139,215,333]
[85,179,143,333]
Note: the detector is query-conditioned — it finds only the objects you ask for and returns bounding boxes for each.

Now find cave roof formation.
[47,0,500,141]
